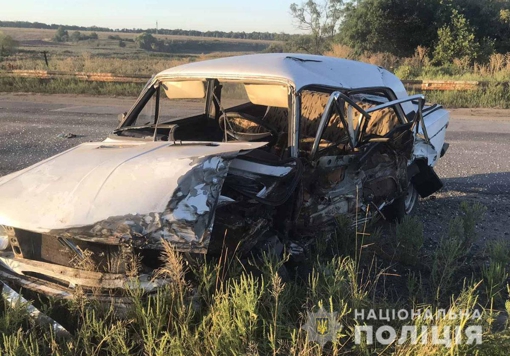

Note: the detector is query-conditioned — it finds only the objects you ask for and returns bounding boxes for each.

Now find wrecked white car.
[0,54,449,299]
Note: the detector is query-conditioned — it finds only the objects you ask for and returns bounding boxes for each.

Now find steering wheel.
[219,111,278,146]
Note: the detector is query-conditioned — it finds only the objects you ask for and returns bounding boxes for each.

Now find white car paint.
[415,108,450,167]
[0,141,265,233]
[157,53,414,113]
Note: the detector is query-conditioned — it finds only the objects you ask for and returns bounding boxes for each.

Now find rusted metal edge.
[0,267,137,306]
[0,254,165,290]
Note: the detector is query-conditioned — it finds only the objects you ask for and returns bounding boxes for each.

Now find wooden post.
[43,51,49,67]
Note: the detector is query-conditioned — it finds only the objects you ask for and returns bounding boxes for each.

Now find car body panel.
[415,108,449,166]
[0,141,266,252]
[157,53,409,101]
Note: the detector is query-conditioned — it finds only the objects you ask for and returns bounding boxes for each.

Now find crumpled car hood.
[0,141,266,253]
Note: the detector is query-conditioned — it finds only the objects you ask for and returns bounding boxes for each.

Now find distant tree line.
[133,29,288,41]
[134,32,268,53]
[0,21,286,41]
[0,21,111,33]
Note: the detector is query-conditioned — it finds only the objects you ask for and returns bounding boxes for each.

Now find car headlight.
[0,225,10,251]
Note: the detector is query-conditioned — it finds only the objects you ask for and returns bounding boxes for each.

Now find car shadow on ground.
[420,171,510,243]
[368,172,510,303]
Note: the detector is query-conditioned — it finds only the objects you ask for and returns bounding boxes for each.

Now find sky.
[2,0,299,33]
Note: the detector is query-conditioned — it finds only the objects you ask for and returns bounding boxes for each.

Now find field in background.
[0,27,277,44]
[0,26,274,73]
[0,26,277,98]
[3,27,510,108]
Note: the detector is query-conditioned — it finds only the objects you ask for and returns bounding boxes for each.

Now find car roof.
[156,53,408,99]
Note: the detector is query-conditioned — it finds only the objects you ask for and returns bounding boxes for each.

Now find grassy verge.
[1,202,509,355]
[2,48,510,108]
[3,77,510,109]
[0,77,143,96]
[1,52,193,74]
[422,85,510,109]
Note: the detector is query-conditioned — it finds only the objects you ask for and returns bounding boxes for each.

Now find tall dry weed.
[324,44,355,59]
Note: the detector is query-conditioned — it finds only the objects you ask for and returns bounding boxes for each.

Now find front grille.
[11,229,125,272]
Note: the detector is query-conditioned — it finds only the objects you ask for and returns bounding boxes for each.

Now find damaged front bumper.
[0,250,165,303]
[1,280,71,338]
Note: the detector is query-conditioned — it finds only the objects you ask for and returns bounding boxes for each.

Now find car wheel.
[404,184,419,216]
[383,184,419,222]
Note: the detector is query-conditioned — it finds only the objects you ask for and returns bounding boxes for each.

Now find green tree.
[289,0,344,54]
[135,32,158,50]
[338,0,441,57]
[0,32,18,57]
[432,9,481,64]
[53,26,69,42]
[446,0,507,52]
[429,0,507,55]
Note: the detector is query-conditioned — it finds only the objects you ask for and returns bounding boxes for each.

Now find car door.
[298,91,363,228]
[298,91,421,229]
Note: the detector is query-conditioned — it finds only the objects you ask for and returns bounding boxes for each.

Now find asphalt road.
[0,93,509,238]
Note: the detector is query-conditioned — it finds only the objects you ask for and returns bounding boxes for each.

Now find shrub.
[433,9,488,65]
[0,31,18,57]
[135,32,158,50]
[70,31,82,43]
[53,26,69,42]
[394,65,421,79]
[486,240,510,266]
[482,262,508,307]
[396,216,424,265]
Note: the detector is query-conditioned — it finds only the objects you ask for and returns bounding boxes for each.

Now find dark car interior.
[112,79,409,164]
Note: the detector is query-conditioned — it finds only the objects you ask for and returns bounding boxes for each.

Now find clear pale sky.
[2,0,299,33]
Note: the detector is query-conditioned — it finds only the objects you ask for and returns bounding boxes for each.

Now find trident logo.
[303,307,342,347]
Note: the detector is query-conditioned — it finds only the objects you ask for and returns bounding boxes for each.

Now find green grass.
[1,50,192,74]
[2,33,510,108]
[1,41,510,107]
[412,85,510,109]
[2,68,510,108]
[395,216,424,266]
[0,202,509,355]
[3,76,510,109]
[395,64,510,82]
[0,77,142,96]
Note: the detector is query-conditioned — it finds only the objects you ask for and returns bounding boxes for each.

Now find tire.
[403,184,419,216]
[383,184,419,222]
